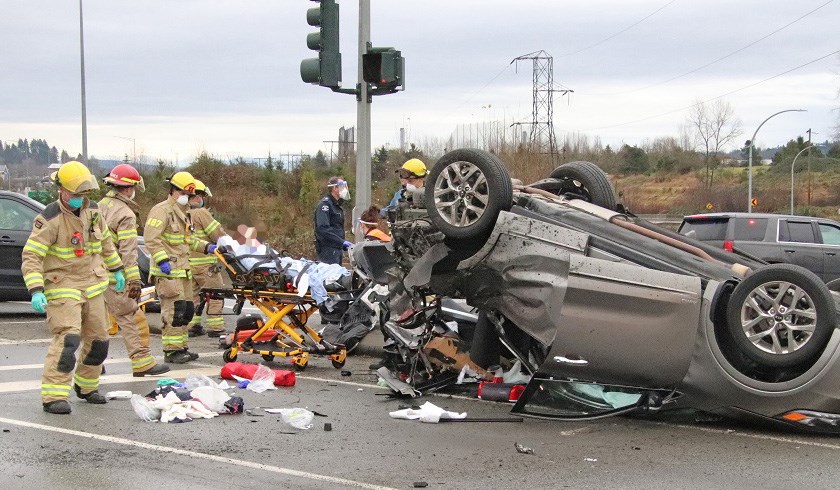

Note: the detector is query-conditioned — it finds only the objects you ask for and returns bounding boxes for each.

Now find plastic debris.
[324,423,332,431]
[105,390,132,400]
[246,364,278,393]
[220,362,295,387]
[584,458,598,462]
[389,401,467,423]
[514,442,535,455]
[190,386,231,413]
[265,408,315,429]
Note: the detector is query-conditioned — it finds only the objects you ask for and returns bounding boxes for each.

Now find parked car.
[378,148,840,433]
[679,212,840,283]
[0,191,46,301]
[0,190,152,302]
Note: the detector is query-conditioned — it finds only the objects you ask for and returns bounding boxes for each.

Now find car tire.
[424,148,513,241]
[548,161,616,211]
[725,264,836,368]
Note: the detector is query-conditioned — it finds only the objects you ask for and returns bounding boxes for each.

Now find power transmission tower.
[512,50,572,165]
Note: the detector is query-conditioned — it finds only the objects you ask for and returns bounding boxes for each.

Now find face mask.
[176,194,189,206]
[68,196,84,209]
[190,198,204,209]
[405,183,418,193]
[339,187,350,200]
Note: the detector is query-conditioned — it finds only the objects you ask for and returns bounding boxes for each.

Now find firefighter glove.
[158,260,172,275]
[114,270,126,292]
[342,240,353,250]
[31,292,47,313]
[206,244,217,255]
[128,281,142,300]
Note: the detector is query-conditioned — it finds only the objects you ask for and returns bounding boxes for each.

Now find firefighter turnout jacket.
[188,207,226,268]
[144,195,209,279]
[22,200,123,300]
[99,190,141,283]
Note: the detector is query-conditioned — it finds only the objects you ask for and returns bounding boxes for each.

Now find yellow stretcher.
[198,246,350,371]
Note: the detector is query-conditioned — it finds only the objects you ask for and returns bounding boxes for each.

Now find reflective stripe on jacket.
[21,199,123,298]
[143,195,208,279]
[99,191,142,282]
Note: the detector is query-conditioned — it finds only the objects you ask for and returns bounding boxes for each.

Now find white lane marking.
[0,337,54,345]
[0,350,223,372]
[0,366,223,393]
[0,417,398,490]
[652,421,840,451]
[0,320,45,325]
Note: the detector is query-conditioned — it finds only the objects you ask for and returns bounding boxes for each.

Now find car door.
[777,218,824,278]
[540,253,703,389]
[817,221,840,282]
[0,194,42,299]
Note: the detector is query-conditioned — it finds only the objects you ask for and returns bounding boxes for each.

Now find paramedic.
[22,161,125,414]
[359,205,391,242]
[314,176,350,265]
[100,164,170,377]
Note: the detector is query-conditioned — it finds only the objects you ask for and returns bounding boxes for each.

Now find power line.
[580,48,840,132]
[581,0,836,96]
[559,0,679,57]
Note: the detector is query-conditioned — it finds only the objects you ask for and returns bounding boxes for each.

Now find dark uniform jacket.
[313,195,345,264]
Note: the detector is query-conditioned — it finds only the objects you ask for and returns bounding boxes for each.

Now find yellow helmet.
[54,161,99,194]
[167,171,196,193]
[194,179,212,197]
[400,158,427,178]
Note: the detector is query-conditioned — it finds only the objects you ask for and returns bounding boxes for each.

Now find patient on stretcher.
[216,236,351,305]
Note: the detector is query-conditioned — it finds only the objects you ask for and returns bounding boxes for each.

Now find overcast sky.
[1,0,838,164]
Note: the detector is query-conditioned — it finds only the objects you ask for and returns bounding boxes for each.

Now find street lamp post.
[747,109,806,212]
[790,144,816,215]
[79,0,88,164]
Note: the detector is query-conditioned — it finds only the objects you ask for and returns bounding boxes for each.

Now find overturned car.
[358,148,840,433]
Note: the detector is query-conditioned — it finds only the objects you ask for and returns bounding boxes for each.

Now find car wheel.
[548,161,616,211]
[725,264,836,368]
[424,148,513,241]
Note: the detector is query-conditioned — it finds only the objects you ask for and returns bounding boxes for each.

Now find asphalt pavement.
[3,301,840,489]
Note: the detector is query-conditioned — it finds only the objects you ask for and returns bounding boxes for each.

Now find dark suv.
[678,212,840,283]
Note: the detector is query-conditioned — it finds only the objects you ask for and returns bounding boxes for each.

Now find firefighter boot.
[133,364,172,377]
[74,384,107,404]
[188,325,206,337]
[43,400,72,415]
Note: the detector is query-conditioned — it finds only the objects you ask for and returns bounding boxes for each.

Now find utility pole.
[806,128,815,207]
[79,0,88,164]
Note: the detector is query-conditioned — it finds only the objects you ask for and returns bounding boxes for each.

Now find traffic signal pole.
[354,0,371,234]
[301,0,403,238]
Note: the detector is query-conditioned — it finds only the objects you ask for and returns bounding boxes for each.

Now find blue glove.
[158,260,172,275]
[342,240,353,250]
[206,244,217,254]
[31,292,47,313]
[114,270,126,292]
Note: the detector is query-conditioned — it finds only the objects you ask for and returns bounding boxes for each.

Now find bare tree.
[686,99,742,189]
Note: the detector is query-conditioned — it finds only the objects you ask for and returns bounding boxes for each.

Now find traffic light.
[362,47,404,91]
[300,0,341,88]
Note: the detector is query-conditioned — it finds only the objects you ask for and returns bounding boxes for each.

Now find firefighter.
[314,176,351,265]
[186,180,228,338]
[143,171,215,364]
[381,158,427,218]
[100,164,170,377]
[22,161,125,414]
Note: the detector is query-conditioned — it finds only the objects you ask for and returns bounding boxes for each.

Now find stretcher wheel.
[262,354,275,362]
[222,348,238,363]
[293,361,307,372]
[331,359,345,369]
